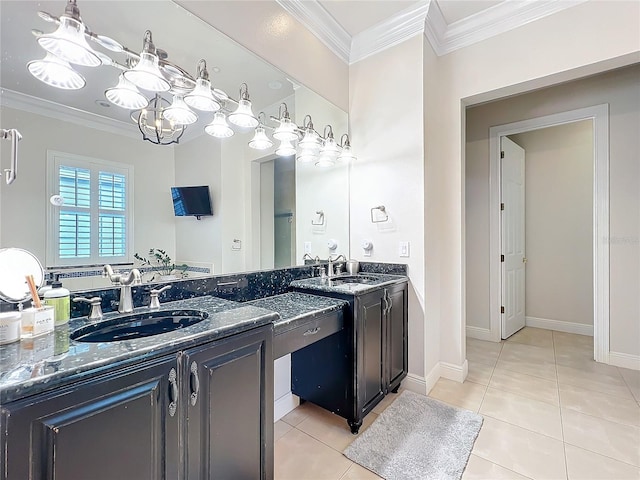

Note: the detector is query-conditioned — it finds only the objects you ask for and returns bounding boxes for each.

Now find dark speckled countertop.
[290,272,407,295]
[0,296,277,404]
[247,292,347,334]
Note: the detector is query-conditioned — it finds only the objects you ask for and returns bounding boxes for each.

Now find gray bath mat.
[343,390,483,480]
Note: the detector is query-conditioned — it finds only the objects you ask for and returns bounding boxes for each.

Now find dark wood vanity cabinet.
[292,281,408,434]
[0,324,273,480]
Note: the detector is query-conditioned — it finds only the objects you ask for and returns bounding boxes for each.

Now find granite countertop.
[0,296,277,404]
[247,292,347,334]
[290,272,408,295]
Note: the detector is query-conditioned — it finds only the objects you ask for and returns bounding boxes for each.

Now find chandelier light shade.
[338,134,356,162]
[123,31,170,92]
[205,112,234,138]
[276,139,296,157]
[163,95,197,125]
[273,104,298,141]
[27,53,86,90]
[37,4,101,67]
[184,60,220,112]
[228,83,258,128]
[133,95,185,145]
[105,73,148,109]
[248,126,273,150]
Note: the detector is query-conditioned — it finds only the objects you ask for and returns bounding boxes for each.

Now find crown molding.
[350,2,430,64]
[426,0,589,56]
[275,0,351,64]
[1,88,140,140]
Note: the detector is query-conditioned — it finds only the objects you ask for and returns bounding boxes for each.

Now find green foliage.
[134,248,188,281]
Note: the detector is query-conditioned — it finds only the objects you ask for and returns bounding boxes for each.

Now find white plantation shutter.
[47,152,133,266]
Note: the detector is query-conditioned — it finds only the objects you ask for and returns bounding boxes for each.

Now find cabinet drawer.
[274,311,343,358]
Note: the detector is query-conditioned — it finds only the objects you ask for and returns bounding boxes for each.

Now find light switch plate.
[399,241,410,257]
[304,242,312,254]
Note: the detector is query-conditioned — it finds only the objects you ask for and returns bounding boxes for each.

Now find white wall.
[174,134,223,273]
[349,36,426,382]
[509,121,594,328]
[465,64,639,355]
[0,106,175,280]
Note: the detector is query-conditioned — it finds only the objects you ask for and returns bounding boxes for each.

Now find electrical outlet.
[304,242,312,254]
[399,241,410,257]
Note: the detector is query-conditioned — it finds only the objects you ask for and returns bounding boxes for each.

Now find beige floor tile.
[274,428,352,480]
[467,337,503,367]
[428,378,487,412]
[339,463,383,480]
[490,368,559,406]
[472,417,567,479]
[500,342,556,363]
[559,383,640,427]
[462,454,531,479]
[555,346,623,377]
[372,390,399,414]
[565,444,640,479]
[507,327,554,348]
[281,401,315,427]
[467,361,494,386]
[619,367,640,403]
[296,405,378,452]
[557,364,634,399]
[495,357,558,381]
[562,408,640,467]
[553,331,593,348]
[479,387,563,440]
[274,420,293,442]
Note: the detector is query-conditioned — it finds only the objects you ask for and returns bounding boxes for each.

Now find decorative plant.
[134,248,188,281]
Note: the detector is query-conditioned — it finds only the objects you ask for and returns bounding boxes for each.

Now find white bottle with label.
[43,281,70,326]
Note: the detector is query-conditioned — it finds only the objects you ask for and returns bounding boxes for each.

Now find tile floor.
[274,327,640,479]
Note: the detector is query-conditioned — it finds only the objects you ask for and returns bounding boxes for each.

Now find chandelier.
[27,0,356,162]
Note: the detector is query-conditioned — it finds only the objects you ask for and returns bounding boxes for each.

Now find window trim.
[46,150,134,267]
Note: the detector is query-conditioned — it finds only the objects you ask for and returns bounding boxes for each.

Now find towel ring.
[370,205,388,223]
[312,210,325,226]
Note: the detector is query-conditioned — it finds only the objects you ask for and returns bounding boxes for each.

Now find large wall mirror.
[0,1,349,292]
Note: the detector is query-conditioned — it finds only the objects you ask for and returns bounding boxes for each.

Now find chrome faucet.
[103,265,142,313]
[327,254,346,278]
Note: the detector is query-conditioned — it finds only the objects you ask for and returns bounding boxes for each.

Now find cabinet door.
[357,291,385,410]
[386,283,408,390]
[1,355,180,480]
[183,325,273,480]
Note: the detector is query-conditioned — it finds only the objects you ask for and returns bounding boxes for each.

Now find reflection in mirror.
[0,248,44,303]
[0,1,350,292]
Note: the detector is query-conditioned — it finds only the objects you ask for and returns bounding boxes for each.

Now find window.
[47,151,133,266]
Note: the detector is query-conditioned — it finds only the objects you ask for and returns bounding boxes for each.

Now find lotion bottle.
[43,281,70,326]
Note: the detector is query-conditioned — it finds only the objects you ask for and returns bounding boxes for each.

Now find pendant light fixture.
[273,103,298,141]
[228,83,258,128]
[316,125,339,167]
[249,113,274,150]
[132,94,184,145]
[123,30,170,92]
[37,0,101,67]
[27,53,86,90]
[297,115,320,162]
[338,134,356,163]
[276,139,296,157]
[205,111,234,138]
[104,60,149,109]
[184,60,220,112]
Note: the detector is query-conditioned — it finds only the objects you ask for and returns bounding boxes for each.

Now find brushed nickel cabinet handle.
[190,361,200,406]
[168,368,178,417]
[303,327,320,336]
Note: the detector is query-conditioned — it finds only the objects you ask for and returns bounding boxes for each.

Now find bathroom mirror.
[0,1,349,292]
[0,248,44,303]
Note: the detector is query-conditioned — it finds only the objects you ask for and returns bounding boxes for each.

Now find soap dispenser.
[43,280,70,326]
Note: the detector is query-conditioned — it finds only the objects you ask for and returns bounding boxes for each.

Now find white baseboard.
[424,363,442,395]
[440,360,468,383]
[466,325,493,342]
[525,316,593,336]
[402,372,428,395]
[274,392,299,422]
[608,352,640,371]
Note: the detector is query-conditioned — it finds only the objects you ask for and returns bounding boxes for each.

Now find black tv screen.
[171,186,213,218]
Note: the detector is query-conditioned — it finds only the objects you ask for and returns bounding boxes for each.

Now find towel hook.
[370,205,388,223]
[1,128,22,185]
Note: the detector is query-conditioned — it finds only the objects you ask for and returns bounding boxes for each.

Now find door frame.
[488,104,610,363]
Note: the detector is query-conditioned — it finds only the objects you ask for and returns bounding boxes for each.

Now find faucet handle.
[149,285,172,310]
[73,296,103,321]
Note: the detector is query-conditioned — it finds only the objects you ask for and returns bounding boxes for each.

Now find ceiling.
[318,0,505,37]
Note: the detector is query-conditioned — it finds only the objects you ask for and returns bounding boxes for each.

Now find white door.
[501,137,526,339]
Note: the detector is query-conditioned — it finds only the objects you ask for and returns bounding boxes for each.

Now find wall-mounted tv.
[171,186,213,220]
